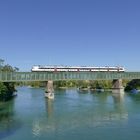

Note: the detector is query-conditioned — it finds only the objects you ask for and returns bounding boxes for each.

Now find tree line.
[23,80,129,90]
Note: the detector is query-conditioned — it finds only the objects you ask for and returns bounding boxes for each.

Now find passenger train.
[31,65,125,72]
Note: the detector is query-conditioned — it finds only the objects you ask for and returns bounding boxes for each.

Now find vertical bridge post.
[112,79,124,94]
[45,80,54,99]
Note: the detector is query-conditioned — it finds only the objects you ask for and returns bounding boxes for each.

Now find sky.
[0,0,140,71]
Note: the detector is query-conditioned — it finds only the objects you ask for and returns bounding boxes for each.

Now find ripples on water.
[1,87,140,140]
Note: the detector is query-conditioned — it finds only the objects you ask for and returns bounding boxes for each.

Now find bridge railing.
[0,72,140,82]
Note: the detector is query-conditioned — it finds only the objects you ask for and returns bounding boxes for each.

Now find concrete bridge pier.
[112,79,124,94]
[45,80,54,99]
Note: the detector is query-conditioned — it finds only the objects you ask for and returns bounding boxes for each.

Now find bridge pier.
[112,79,124,94]
[45,80,54,99]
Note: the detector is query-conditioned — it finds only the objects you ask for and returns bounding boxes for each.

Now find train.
[31,65,125,72]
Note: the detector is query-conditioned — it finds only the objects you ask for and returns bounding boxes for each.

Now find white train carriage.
[31,65,125,72]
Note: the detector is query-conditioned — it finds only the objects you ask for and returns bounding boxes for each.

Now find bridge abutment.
[45,80,54,99]
[112,79,124,94]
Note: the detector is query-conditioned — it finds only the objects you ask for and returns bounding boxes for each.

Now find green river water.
[0,87,140,140]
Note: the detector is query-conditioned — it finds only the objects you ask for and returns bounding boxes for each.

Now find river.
[0,87,140,140]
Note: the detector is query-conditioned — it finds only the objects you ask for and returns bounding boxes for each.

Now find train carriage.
[31,65,125,72]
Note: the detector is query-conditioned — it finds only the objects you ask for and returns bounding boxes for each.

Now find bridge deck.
[0,72,140,82]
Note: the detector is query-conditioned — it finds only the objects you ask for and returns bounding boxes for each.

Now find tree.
[0,82,7,100]
[0,59,18,101]
[2,64,14,72]
[14,67,19,72]
[0,59,4,70]
[0,59,4,65]
[125,79,140,91]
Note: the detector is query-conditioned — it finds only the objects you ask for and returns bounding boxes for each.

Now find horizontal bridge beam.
[0,72,140,82]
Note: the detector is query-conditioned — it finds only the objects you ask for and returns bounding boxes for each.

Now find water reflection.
[32,120,41,137]
[31,89,129,138]
[56,88,66,94]
[77,89,89,94]
[1,87,140,140]
[112,92,128,120]
[45,98,54,119]
[32,98,55,137]
[0,100,21,139]
[92,92,108,103]
[127,92,140,103]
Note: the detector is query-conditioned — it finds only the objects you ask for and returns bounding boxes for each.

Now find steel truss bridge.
[0,72,140,82]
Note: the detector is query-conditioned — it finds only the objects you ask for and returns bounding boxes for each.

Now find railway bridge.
[1,71,140,97]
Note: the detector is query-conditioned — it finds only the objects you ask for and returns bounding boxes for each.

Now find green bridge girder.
[0,72,140,82]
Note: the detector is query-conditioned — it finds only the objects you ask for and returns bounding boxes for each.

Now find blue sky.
[0,0,140,71]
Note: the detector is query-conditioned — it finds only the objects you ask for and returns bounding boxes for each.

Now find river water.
[0,87,140,140]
